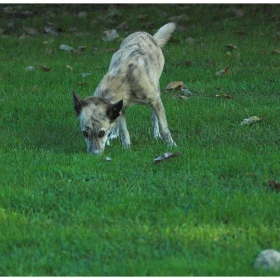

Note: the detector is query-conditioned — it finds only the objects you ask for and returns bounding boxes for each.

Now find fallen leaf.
[25,66,35,72]
[235,52,240,60]
[234,30,246,35]
[78,46,87,52]
[226,44,238,50]
[276,31,280,41]
[181,87,193,96]
[60,44,74,52]
[154,152,181,164]
[241,116,263,126]
[77,82,87,87]
[46,48,54,55]
[39,65,51,72]
[137,14,148,21]
[234,9,244,18]
[116,21,129,30]
[165,81,184,90]
[215,67,231,76]
[141,22,154,29]
[103,29,119,41]
[22,25,39,36]
[178,95,189,100]
[271,49,280,54]
[33,85,39,91]
[77,11,87,18]
[81,72,92,78]
[168,15,187,22]
[66,65,73,71]
[186,37,195,45]
[268,179,280,192]
[215,94,234,99]
[103,48,118,53]
[70,49,82,54]
[44,24,58,36]
[177,24,189,32]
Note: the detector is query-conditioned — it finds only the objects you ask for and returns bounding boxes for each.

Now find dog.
[73,22,177,155]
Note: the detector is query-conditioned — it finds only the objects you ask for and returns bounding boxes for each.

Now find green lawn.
[0,4,280,276]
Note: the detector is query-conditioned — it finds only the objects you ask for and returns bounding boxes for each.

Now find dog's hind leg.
[151,98,176,147]
[118,110,131,148]
[151,109,161,139]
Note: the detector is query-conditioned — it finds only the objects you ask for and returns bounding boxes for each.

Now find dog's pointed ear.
[106,100,123,120]
[72,89,86,116]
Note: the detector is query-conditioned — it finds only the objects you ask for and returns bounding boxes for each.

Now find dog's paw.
[122,141,131,149]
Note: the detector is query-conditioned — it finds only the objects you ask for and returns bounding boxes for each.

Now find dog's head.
[72,90,123,155]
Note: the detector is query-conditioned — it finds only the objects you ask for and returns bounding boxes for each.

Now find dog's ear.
[106,100,123,120]
[72,89,87,116]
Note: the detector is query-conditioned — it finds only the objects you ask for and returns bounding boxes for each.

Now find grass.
[0,3,280,276]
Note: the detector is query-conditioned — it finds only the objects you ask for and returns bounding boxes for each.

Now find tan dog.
[73,22,176,155]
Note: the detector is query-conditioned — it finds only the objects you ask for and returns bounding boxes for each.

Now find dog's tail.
[153,22,176,49]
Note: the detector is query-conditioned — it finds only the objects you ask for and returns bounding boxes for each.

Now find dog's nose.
[87,148,103,156]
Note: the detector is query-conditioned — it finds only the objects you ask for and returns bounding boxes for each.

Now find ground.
[0,4,280,276]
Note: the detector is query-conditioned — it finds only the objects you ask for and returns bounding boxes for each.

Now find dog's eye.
[98,130,105,138]
[82,131,89,138]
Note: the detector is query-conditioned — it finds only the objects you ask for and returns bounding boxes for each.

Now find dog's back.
[94,23,176,107]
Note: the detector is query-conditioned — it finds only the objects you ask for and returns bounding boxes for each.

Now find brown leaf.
[71,49,82,54]
[215,67,231,76]
[234,30,246,35]
[178,95,189,100]
[33,85,39,91]
[271,49,280,55]
[103,48,118,53]
[22,25,39,36]
[154,152,181,164]
[165,81,185,90]
[137,14,148,21]
[276,31,280,41]
[116,21,129,31]
[142,22,154,29]
[39,65,51,72]
[77,82,87,87]
[268,179,280,192]
[168,15,188,22]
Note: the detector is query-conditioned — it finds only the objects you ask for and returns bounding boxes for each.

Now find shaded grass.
[0,3,280,276]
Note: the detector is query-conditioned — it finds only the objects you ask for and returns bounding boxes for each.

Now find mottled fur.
[73,23,176,155]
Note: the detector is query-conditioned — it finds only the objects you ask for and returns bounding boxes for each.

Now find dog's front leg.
[117,111,131,148]
[152,98,176,147]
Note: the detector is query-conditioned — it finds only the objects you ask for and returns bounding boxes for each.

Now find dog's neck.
[94,73,129,105]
